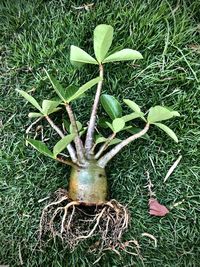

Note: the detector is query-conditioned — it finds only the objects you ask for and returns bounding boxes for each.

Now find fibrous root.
[39,189,130,252]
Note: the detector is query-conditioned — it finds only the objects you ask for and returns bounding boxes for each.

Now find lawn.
[0,0,200,266]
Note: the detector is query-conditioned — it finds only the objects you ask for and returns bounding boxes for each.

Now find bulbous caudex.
[68,160,108,205]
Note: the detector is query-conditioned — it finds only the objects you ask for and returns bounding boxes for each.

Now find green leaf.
[153,123,178,143]
[105,121,114,131]
[49,107,62,114]
[123,99,141,113]
[67,77,102,103]
[79,127,87,137]
[164,107,180,117]
[42,100,60,115]
[16,89,42,112]
[95,136,108,145]
[93,24,114,63]
[65,85,79,101]
[108,138,121,146]
[63,119,70,132]
[122,112,144,122]
[70,45,98,65]
[45,70,66,102]
[98,118,110,128]
[100,94,122,120]
[69,121,82,133]
[53,134,75,157]
[126,127,149,140]
[103,49,143,63]
[112,118,125,133]
[28,112,43,118]
[147,106,180,123]
[27,139,54,158]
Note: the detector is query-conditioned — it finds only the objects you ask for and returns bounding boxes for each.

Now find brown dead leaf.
[149,198,169,217]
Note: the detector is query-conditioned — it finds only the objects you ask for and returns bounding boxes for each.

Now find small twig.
[38,196,50,203]
[56,157,79,169]
[141,233,157,248]
[85,64,104,158]
[72,3,94,11]
[98,124,150,168]
[149,156,156,174]
[164,155,182,182]
[65,104,85,164]
[26,117,43,134]
[18,244,23,265]
[94,133,116,159]
[45,115,77,163]
[145,170,156,198]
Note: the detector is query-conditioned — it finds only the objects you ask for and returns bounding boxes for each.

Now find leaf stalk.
[45,116,77,163]
[85,64,104,157]
[98,123,150,168]
[65,104,86,164]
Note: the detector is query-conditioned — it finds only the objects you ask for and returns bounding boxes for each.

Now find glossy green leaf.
[112,118,125,133]
[27,139,54,158]
[69,121,82,133]
[147,106,180,123]
[45,70,66,102]
[153,123,178,143]
[123,99,141,113]
[103,49,143,63]
[16,89,42,112]
[122,112,144,122]
[67,77,102,102]
[100,94,122,120]
[70,45,98,65]
[93,24,114,63]
[53,134,75,157]
[42,100,60,115]
[28,112,43,118]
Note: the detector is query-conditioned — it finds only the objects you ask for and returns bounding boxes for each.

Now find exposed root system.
[39,189,130,251]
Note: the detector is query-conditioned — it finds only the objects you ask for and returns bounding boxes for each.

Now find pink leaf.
[149,198,169,217]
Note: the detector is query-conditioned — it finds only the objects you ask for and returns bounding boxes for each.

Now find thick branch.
[45,116,77,163]
[65,104,85,164]
[98,124,150,168]
[85,64,104,158]
[56,157,79,169]
[94,133,116,159]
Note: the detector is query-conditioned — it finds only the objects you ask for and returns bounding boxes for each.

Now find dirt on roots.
[39,189,135,254]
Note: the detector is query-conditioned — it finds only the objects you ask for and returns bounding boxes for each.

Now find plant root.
[39,189,131,252]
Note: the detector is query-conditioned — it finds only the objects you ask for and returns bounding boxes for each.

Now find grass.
[0,0,200,266]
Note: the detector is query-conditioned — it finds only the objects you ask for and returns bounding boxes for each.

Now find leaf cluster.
[16,24,180,163]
